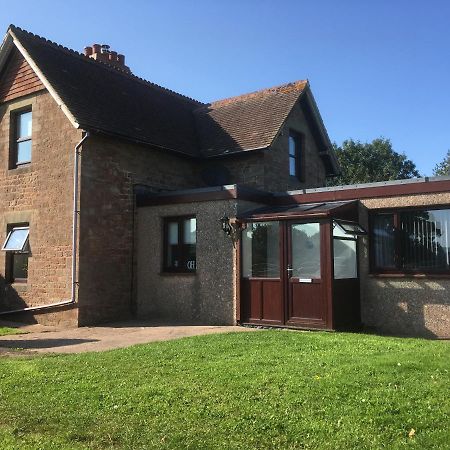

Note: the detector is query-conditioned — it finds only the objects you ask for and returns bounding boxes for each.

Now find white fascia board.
[8,29,80,129]
[0,33,14,74]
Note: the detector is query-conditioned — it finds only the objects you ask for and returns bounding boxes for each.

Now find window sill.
[8,282,28,291]
[9,163,32,172]
[369,273,450,279]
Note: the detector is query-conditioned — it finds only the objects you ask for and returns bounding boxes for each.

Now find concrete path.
[0,321,254,355]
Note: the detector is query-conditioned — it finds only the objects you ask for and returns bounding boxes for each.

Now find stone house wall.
[77,135,203,325]
[265,99,327,192]
[0,90,82,325]
[358,192,450,338]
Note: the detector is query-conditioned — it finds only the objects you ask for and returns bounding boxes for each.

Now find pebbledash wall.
[136,198,259,324]
[0,90,82,325]
[358,192,450,339]
[136,183,450,338]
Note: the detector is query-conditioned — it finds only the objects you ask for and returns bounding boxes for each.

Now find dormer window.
[288,131,303,180]
[12,109,32,167]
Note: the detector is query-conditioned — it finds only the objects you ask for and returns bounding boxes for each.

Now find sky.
[1,0,449,175]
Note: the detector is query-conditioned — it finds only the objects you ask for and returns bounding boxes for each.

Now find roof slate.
[194,81,308,157]
[9,26,202,156]
[3,26,330,166]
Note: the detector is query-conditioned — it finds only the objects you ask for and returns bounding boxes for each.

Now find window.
[1,225,30,283]
[371,208,450,273]
[12,109,32,167]
[163,217,196,272]
[288,131,303,180]
[242,221,280,278]
[333,220,362,279]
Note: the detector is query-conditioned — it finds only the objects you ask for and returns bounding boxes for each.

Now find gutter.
[0,132,90,315]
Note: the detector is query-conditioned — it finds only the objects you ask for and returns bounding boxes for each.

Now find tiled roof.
[9,25,202,157]
[194,80,308,157]
[3,25,334,171]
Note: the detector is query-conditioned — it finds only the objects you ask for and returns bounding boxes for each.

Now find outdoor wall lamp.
[220,215,233,236]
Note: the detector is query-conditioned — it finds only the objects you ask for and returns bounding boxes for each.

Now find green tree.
[327,138,420,186]
[433,150,450,176]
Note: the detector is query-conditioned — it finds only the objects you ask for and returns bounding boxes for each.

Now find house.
[0,26,448,338]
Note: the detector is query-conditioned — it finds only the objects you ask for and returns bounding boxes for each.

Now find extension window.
[371,208,450,274]
[163,217,196,273]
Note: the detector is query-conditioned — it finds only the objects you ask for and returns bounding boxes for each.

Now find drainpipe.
[0,131,90,315]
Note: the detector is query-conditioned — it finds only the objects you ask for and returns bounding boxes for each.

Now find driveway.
[0,321,254,354]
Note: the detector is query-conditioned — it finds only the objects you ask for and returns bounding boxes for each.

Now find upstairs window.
[163,217,197,272]
[288,131,303,180]
[371,208,450,273]
[12,109,32,167]
[2,225,30,283]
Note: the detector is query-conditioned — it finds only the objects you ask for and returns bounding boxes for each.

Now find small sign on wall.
[187,260,197,270]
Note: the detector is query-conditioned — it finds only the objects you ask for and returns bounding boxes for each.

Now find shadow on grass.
[0,338,99,350]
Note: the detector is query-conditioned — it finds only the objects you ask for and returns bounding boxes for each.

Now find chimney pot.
[85,44,130,73]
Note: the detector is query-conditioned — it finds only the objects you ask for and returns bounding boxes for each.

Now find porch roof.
[239,200,359,221]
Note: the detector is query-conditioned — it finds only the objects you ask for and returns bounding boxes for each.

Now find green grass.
[0,330,448,449]
[0,327,23,336]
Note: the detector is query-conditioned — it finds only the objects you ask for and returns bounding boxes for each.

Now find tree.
[327,138,420,186]
[433,150,450,176]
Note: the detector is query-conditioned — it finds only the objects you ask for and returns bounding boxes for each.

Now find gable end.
[0,47,45,103]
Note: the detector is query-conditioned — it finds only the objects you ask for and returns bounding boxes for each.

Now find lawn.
[0,330,448,449]
[0,327,22,336]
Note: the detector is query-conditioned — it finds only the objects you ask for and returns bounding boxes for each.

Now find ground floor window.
[163,216,196,272]
[333,220,359,279]
[371,208,450,273]
[1,225,30,283]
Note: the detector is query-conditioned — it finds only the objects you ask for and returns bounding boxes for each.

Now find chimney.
[83,43,131,73]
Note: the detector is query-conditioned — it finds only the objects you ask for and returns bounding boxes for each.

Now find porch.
[239,200,366,330]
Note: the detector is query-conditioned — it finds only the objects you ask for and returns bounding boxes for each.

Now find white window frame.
[1,226,30,252]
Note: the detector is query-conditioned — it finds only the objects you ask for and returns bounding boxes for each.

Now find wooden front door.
[241,220,330,328]
[240,221,284,325]
[286,221,328,328]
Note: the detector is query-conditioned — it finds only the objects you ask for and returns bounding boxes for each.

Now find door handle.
[287,265,293,277]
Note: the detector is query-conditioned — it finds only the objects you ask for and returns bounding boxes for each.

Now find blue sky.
[1,0,449,175]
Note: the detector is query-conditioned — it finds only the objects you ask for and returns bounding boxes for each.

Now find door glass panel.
[334,238,357,279]
[242,221,280,277]
[291,222,321,278]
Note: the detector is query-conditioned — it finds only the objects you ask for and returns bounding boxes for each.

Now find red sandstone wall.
[0,90,81,325]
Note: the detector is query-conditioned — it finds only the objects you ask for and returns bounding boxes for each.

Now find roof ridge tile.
[198,79,308,111]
